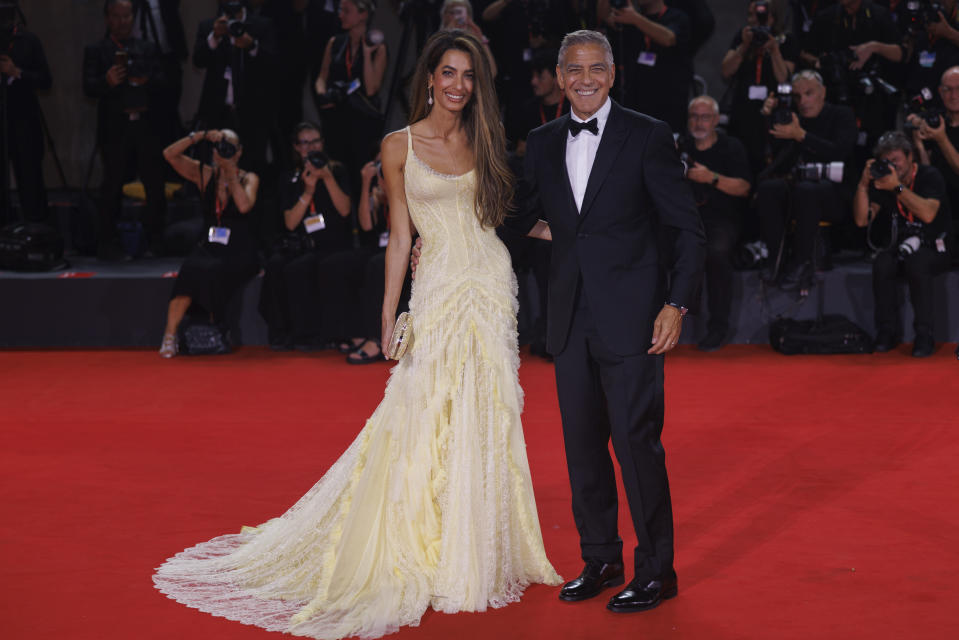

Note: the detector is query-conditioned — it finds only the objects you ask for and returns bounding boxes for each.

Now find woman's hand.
[205,130,223,143]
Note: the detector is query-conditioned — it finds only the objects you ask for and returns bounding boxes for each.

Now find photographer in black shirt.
[0,0,51,226]
[603,0,692,133]
[680,96,752,351]
[83,0,167,259]
[722,1,799,177]
[900,0,959,101]
[757,70,857,289]
[909,65,959,226]
[258,121,351,350]
[854,131,953,357]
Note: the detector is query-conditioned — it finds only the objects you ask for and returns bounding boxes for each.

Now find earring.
[428,85,434,106]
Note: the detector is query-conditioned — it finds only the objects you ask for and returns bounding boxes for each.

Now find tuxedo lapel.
[548,114,578,219]
[578,102,629,222]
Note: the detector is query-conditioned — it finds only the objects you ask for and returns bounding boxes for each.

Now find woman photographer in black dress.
[258,121,352,350]
[159,129,261,358]
[313,0,387,190]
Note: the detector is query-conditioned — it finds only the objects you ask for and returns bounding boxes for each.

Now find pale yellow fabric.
[153,127,561,639]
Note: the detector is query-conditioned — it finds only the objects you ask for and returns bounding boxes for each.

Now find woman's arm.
[314,37,334,96]
[362,42,387,97]
[225,167,258,214]
[380,131,413,349]
[162,131,213,188]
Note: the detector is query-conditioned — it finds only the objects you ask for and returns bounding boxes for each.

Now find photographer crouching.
[757,70,857,290]
[680,96,752,351]
[854,131,954,357]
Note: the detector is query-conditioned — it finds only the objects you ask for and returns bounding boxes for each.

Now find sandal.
[346,340,383,365]
[159,333,177,358]
[337,337,366,354]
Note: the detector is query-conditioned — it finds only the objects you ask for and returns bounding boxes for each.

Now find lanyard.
[895,165,918,223]
[110,35,127,51]
[755,51,765,85]
[345,40,355,80]
[644,5,669,51]
[540,97,564,125]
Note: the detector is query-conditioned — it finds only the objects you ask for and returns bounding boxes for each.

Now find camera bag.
[177,315,232,356]
[769,314,873,355]
[0,222,67,272]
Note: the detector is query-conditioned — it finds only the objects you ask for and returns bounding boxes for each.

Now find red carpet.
[1,346,957,639]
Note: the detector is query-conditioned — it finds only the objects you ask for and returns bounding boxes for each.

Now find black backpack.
[769,315,874,355]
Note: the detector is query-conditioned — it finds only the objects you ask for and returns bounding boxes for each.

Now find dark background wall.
[23,0,745,189]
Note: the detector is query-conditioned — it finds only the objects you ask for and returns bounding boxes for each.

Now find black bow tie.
[568,118,599,137]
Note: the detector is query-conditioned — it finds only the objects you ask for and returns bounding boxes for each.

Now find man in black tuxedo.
[513,30,705,613]
[193,0,277,178]
[131,0,188,146]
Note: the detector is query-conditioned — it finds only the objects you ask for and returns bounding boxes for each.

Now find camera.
[794,162,844,183]
[732,240,769,270]
[898,234,922,256]
[902,0,945,35]
[869,157,893,179]
[223,1,245,17]
[750,0,772,47]
[319,80,350,107]
[228,19,247,38]
[771,84,795,125]
[904,87,944,131]
[0,22,17,52]
[365,29,384,47]
[215,139,238,159]
[609,0,629,9]
[820,49,898,106]
[222,0,247,37]
[307,150,328,169]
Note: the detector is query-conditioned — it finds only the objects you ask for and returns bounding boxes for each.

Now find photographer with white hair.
[678,96,751,351]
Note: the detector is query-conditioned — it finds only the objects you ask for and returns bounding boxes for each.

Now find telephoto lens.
[216,140,238,159]
[898,235,921,257]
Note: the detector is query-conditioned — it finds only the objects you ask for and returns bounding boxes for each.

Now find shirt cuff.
[207,32,221,50]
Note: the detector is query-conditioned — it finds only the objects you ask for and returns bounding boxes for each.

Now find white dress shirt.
[565,97,611,213]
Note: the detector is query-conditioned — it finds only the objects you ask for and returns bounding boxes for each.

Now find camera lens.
[216,140,238,159]
[307,151,328,169]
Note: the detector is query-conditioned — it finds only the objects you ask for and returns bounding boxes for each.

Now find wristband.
[711,172,719,187]
[298,195,310,206]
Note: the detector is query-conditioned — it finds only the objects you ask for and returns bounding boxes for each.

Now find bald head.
[940,66,959,114]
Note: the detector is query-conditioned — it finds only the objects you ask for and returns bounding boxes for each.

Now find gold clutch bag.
[386,312,413,360]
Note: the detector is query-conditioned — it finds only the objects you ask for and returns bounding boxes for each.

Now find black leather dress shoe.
[558,561,624,602]
[607,570,678,613]
[873,330,900,353]
[912,333,935,358]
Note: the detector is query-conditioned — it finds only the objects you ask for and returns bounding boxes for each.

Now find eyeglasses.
[688,113,716,122]
[295,138,322,146]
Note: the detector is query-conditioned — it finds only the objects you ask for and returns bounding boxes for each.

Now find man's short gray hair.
[791,69,824,87]
[557,30,614,70]
[688,95,719,114]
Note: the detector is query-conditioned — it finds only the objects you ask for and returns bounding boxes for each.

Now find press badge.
[748,85,768,100]
[347,78,361,95]
[523,48,533,62]
[378,231,389,248]
[919,51,936,68]
[208,226,231,245]
[304,213,327,234]
[857,131,869,147]
[638,51,657,67]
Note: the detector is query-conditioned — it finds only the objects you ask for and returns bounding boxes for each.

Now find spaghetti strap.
[405,126,413,153]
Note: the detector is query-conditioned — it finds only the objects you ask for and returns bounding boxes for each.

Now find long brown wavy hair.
[408,30,513,228]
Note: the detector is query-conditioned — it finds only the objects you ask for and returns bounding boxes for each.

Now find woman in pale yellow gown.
[153,30,559,640]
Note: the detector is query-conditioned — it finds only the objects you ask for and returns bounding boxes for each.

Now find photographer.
[854,131,953,356]
[0,0,51,226]
[83,0,167,260]
[603,0,692,133]
[440,0,496,77]
[159,128,261,358]
[259,121,352,350]
[722,1,799,177]
[314,0,386,190]
[680,96,752,351]
[900,0,959,100]
[193,0,277,179]
[909,66,959,224]
[804,0,902,154]
[131,0,188,147]
[505,48,569,153]
[757,70,857,289]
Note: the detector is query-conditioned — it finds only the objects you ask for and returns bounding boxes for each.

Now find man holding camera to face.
[854,131,954,357]
[193,0,277,180]
[83,0,167,260]
[909,66,959,228]
[757,70,857,290]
